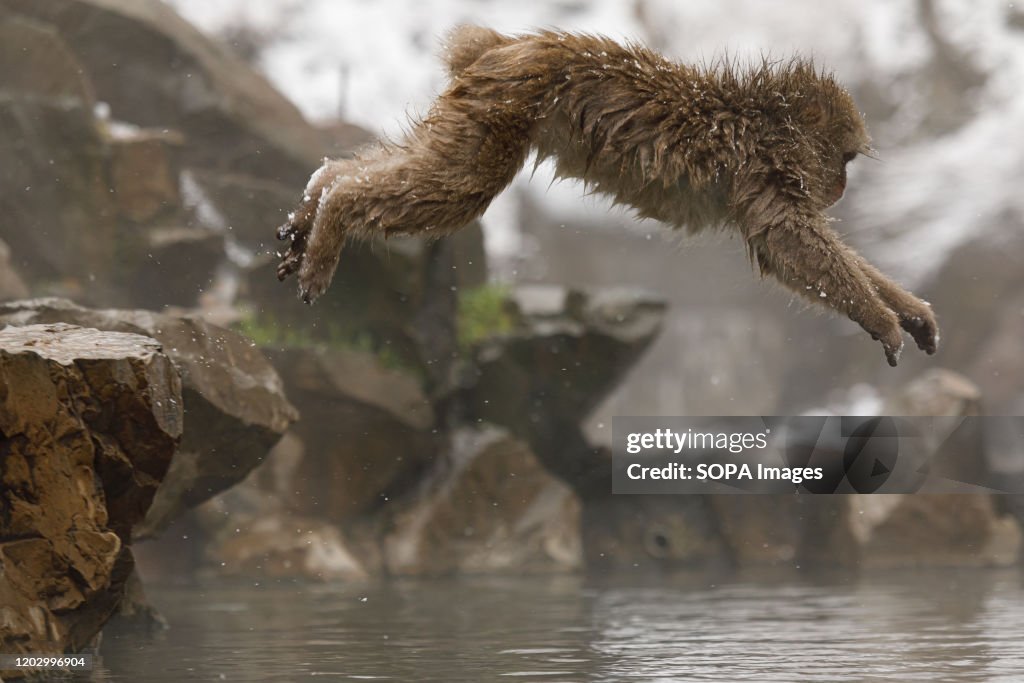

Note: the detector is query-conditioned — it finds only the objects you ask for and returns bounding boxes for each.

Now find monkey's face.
[824,151,855,206]
[808,90,872,207]
[826,119,870,205]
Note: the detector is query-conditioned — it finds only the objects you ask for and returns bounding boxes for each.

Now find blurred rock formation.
[800,370,1021,569]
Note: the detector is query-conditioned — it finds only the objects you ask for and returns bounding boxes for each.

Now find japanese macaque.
[277,26,938,366]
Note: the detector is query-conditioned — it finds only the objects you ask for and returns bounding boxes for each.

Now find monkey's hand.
[857,261,940,358]
[864,317,905,366]
[894,298,939,356]
[857,308,906,368]
[858,290,939,366]
[852,276,937,366]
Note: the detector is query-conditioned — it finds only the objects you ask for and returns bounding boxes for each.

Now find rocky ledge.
[0,324,182,668]
[0,299,298,537]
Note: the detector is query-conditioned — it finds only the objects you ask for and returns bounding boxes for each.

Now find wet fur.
[277,26,938,366]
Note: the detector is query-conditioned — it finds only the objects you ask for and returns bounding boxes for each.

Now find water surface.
[89,570,1024,681]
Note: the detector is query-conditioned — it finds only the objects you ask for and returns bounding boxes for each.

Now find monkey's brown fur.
[277,26,938,366]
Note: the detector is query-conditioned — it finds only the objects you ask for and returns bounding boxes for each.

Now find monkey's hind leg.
[290,112,532,302]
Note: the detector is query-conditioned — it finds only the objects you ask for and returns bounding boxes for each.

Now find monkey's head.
[792,75,873,207]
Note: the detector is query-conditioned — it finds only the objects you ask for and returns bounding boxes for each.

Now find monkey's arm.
[750,214,910,366]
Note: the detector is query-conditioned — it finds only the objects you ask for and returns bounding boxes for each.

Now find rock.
[465,285,665,491]
[0,86,219,312]
[471,285,665,426]
[969,291,1024,410]
[107,128,185,224]
[710,496,803,567]
[915,238,1024,408]
[131,227,226,309]
[382,426,581,575]
[265,347,437,522]
[596,309,789,419]
[186,169,299,251]
[196,494,367,581]
[886,368,982,417]
[0,94,116,290]
[110,568,167,632]
[143,422,579,580]
[0,323,182,662]
[0,13,94,103]
[515,195,801,420]
[6,0,326,182]
[854,495,1019,569]
[0,299,297,536]
[2,0,487,343]
[801,370,1021,569]
[580,494,729,573]
[213,515,368,581]
[150,433,367,582]
[0,239,29,302]
[241,223,487,374]
[458,285,728,573]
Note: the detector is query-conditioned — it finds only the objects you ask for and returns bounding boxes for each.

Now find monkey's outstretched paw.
[897,304,939,356]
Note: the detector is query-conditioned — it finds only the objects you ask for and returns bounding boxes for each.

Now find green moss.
[234,312,314,348]
[457,284,514,349]
[233,310,414,374]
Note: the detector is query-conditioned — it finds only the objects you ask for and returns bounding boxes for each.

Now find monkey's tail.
[442,25,514,77]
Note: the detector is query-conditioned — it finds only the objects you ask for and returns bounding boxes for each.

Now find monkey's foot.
[275,217,311,282]
[296,257,337,305]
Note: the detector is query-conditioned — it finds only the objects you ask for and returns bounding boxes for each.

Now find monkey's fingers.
[883,339,904,367]
[899,312,939,355]
[865,319,905,367]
